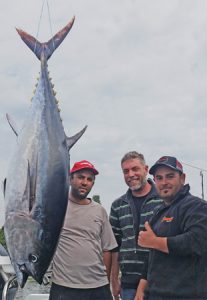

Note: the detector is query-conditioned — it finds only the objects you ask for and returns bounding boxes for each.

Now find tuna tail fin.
[16,16,75,61]
[66,125,87,150]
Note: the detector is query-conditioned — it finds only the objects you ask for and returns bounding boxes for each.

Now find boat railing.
[0,256,17,300]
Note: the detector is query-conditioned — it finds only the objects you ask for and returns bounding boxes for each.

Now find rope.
[46,0,55,50]
[34,0,54,52]
[34,0,46,52]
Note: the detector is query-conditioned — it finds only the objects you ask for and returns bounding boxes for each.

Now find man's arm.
[135,279,148,300]
[111,251,121,300]
[109,203,122,299]
[103,250,112,281]
[138,222,169,253]
[137,223,167,299]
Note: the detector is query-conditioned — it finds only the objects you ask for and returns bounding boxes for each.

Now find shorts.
[49,282,113,300]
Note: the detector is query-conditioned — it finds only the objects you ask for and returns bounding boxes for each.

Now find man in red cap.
[137,156,207,300]
[49,160,117,300]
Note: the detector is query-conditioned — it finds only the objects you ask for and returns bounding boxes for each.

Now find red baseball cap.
[70,160,99,175]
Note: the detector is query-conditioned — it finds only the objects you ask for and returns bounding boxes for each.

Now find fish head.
[4,213,49,288]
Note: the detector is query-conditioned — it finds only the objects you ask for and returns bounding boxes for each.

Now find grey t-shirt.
[52,200,117,288]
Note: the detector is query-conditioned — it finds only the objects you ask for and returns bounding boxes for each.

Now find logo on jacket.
[161,216,174,223]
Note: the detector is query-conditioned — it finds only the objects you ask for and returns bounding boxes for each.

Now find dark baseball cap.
[70,160,99,175]
[149,156,183,175]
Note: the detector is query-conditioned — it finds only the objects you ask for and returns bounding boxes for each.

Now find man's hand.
[134,279,148,300]
[111,277,121,300]
[138,222,169,253]
[138,222,157,248]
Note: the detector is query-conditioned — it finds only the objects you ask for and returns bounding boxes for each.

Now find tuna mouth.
[32,274,44,285]
[19,263,43,286]
[17,265,29,288]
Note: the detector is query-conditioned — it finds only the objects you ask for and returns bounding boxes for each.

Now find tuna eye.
[29,254,38,263]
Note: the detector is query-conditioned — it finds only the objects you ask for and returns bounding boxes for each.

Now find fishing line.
[46,0,55,50]
[34,0,55,52]
[34,0,46,52]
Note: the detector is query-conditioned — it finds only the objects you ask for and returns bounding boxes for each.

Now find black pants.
[49,282,113,300]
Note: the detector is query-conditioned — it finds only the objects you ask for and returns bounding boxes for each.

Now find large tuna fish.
[4,17,86,288]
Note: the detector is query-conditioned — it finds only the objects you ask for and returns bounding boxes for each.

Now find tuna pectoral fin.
[22,161,31,209]
[6,113,19,136]
[23,160,37,212]
[16,16,75,61]
[66,125,87,150]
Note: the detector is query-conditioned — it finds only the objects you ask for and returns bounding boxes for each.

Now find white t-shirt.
[52,200,117,288]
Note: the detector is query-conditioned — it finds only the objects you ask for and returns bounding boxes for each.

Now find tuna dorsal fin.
[66,125,87,150]
[6,113,19,136]
[16,16,75,61]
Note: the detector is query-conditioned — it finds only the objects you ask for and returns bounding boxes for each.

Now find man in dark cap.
[49,160,117,300]
[137,156,207,300]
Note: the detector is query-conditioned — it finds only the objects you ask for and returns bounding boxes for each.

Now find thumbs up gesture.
[138,221,157,248]
[138,222,169,253]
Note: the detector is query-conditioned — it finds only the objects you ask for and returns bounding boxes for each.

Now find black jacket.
[146,184,207,299]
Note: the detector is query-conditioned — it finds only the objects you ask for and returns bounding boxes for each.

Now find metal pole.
[200,170,204,200]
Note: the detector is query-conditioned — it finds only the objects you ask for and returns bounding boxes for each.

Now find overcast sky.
[0,0,207,225]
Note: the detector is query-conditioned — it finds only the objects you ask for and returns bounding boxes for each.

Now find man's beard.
[159,189,175,205]
[71,188,90,200]
[129,177,147,192]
